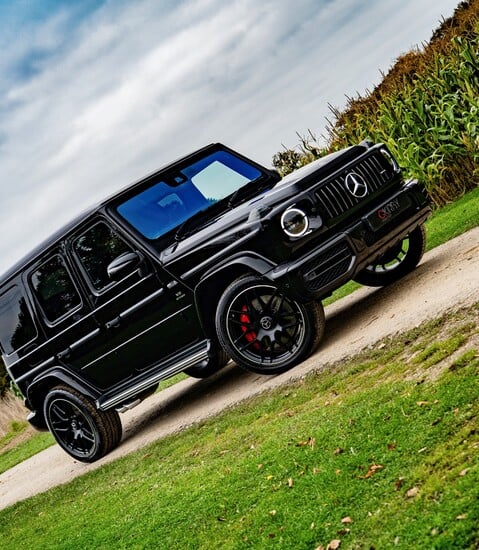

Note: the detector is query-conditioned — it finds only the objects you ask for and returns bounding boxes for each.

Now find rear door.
[28,251,99,381]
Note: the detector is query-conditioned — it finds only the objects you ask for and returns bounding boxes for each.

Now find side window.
[31,255,82,324]
[0,286,37,355]
[73,222,133,291]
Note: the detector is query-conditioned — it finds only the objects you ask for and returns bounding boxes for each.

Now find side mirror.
[107,251,141,279]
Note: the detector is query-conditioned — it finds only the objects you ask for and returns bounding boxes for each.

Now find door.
[29,251,99,379]
[69,219,202,389]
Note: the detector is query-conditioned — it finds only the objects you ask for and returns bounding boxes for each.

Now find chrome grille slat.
[361,159,381,189]
[314,151,393,219]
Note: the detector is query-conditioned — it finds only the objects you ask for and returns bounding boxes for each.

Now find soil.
[0,226,478,511]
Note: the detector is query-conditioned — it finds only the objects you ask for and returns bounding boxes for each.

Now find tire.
[215,275,325,375]
[353,224,426,287]
[184,349,230,379]
[44,385,122,463]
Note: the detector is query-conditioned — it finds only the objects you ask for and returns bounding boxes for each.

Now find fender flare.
[26,367,100,419]
[193,253,276,338]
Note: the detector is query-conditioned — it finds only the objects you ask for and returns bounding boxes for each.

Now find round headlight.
[280,207,309,238]
[380,147,400,172]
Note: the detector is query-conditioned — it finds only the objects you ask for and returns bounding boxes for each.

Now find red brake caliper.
[240,305,260,350]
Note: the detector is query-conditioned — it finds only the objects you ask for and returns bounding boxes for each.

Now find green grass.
[0,431,53,475]
[424,186,479,251]
[0,420,28,449]
[0,421,54,475]
[1,305,478,548]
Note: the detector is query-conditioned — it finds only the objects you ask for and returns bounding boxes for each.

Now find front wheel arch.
[194,260,275,340]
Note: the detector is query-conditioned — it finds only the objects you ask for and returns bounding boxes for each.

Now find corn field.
[274,1,479,207]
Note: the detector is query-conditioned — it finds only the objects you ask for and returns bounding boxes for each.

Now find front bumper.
[269,180,431,301]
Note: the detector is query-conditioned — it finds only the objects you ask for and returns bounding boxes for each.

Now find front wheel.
[353,224,426,287]
[44,385,122,462]
[215,276,325,375]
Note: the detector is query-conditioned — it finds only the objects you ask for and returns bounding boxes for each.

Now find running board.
[97,342,209,411]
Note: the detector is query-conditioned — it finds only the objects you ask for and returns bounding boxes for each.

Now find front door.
[68,219,201,389]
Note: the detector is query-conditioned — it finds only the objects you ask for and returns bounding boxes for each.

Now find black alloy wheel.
[44,385,122,462]
[354,224,426,287]
[216,275,324,375]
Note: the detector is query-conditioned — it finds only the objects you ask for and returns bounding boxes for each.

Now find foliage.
[0,360,8,399]
[0,305,478,548]
[272,130,328,173]
[274,1,479,207]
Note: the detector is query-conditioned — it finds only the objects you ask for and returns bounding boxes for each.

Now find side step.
[97,341,209,411]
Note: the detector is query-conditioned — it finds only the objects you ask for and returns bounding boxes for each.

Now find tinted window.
[0,286,37,355]
[73,222,133,291]
[31,255,82,323]
[117,150,262,239]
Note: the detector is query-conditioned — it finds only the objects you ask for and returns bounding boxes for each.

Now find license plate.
[365,194,411,231]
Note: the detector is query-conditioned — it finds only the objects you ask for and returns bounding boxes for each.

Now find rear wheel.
[216,275,325,375]
[354,225,426,287]
[44,385,122,462]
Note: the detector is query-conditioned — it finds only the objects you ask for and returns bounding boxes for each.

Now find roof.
[0,142,234,286]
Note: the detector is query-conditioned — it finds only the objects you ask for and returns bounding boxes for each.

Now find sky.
[0,0,461,274]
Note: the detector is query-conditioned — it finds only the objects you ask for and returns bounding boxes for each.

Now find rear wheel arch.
[26,369,99,427]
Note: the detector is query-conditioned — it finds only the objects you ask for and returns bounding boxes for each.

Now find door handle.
[57,348,71,360]
[105,317,121,330]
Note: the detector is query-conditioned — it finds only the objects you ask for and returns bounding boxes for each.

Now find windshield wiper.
[174,208,210,242]
[227,179,272,209]
[174,179,273,242]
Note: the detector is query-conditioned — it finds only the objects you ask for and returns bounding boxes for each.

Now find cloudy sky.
[0,0,460,274]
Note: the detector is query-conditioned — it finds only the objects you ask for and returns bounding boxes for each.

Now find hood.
[159,143,368,273]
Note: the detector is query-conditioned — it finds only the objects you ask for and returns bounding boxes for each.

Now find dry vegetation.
[0,393,27,438]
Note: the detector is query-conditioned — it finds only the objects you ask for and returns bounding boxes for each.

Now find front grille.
[314,152,393,219]
[301,242,352,292]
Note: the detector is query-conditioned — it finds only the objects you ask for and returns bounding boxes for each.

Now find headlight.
[280,207,309,238]
[380,147,400,173]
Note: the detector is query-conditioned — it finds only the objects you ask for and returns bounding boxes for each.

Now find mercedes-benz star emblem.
[344,172,368,198]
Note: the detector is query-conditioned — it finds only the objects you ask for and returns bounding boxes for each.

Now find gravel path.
[1,226,478,511]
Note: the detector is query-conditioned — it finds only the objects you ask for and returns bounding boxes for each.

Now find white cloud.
[0,0,460,274]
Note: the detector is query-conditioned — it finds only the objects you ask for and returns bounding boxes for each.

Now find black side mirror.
[107,251,141,279]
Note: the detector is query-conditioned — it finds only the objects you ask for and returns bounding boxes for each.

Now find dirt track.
[1,226,478,511]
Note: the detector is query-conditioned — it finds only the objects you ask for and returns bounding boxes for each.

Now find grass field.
[1,304,478,548]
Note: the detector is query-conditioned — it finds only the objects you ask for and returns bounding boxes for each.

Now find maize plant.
[331,28,479,206]
[275,2,479,206]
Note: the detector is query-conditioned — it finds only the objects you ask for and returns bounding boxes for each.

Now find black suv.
[0,141,430,461]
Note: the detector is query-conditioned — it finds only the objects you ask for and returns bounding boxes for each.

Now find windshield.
[116,150,262,239]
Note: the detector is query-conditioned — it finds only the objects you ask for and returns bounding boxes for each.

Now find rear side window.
[73,222,133,291]
[0,286,37,355]
[31,255,82,324]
